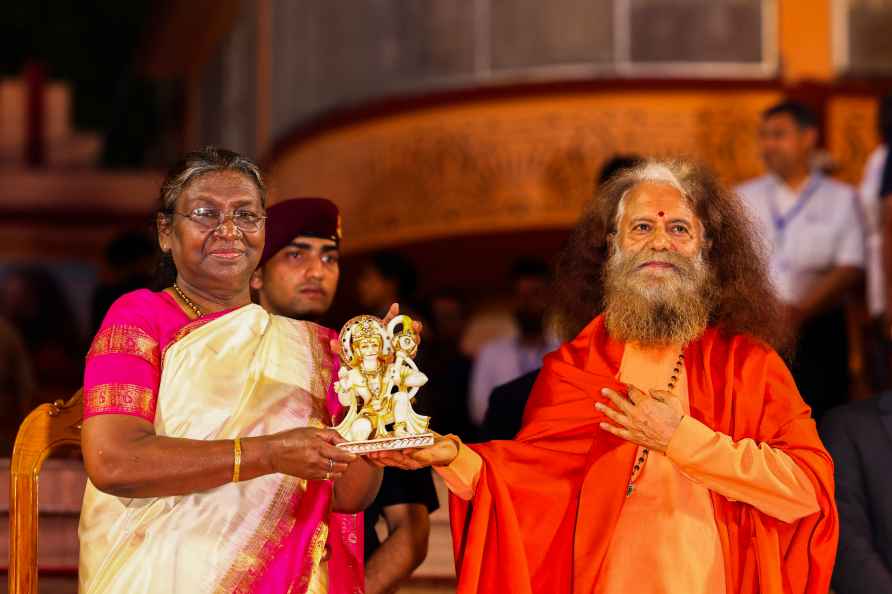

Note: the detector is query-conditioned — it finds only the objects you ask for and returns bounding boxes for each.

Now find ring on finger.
[324,471,331,481]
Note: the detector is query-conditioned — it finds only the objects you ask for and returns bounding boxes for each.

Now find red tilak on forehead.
[658,211,665,217]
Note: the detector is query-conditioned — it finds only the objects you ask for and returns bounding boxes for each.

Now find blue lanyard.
[768,176,823,244]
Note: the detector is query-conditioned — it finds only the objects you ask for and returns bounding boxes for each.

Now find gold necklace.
[626,348,685,497]
[172,283,203,318]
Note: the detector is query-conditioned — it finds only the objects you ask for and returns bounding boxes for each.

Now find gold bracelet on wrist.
[232,437,242,483]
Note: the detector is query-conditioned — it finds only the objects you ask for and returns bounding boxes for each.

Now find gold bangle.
[232,437,242,483]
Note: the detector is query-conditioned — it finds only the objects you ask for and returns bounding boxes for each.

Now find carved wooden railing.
[8,391,82,594]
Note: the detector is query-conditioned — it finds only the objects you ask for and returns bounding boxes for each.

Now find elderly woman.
[79,147,380,594]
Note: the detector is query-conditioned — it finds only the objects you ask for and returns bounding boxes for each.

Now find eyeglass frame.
[164,206,268,233]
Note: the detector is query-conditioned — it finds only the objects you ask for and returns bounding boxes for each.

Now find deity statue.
[386,315,430,436]
[333,314,433,453]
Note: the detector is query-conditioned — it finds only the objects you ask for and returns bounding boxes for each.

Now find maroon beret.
[259,197,341,266]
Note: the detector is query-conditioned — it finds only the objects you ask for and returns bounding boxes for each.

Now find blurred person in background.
[0,316,35,455]
[252,197,438,594]
[468,257,558,431]
[419,289,475,441]
[356,251,419,319]
[820,391,892,593]
[90,230,157,334]
[860,93,892,392]
[0,266,85,402]
[737,100,864,420]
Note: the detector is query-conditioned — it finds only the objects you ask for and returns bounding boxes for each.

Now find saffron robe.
[446,316,838,594]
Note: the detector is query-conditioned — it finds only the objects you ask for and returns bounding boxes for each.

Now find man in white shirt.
[859,93,892,391]
[737,100,865,420]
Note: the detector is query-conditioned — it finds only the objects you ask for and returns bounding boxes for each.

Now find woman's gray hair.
[158,146,266,214]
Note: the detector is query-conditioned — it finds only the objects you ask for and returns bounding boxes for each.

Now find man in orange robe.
[373,159,838,594]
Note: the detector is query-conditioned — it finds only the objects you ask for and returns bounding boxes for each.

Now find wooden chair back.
[8,391,83,594]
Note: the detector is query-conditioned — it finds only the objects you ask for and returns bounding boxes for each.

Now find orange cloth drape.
[448,316,838,594]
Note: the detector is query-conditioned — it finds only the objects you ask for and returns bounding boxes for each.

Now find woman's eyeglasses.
[172,207,267,233]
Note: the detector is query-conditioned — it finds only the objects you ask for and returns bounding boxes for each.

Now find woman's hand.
[366,433,459,470]
[266,427,358,481]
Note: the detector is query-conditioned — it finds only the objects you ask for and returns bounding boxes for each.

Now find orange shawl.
[449,316,837,594]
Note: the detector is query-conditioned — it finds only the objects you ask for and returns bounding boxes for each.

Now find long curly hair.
[553,158,792,354]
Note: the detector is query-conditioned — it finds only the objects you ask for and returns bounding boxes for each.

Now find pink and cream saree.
[80,289,363,594]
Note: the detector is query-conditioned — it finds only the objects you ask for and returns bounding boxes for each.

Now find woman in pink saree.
[79,147,379,594]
